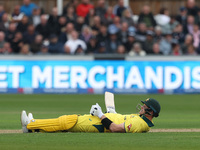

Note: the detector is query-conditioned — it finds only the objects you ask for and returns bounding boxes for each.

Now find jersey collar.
[141,115,154,127]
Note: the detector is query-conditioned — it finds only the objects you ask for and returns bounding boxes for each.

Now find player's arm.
[100,115,125,132]
[90,103,125,133]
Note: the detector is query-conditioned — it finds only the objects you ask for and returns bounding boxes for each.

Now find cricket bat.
[105,92,116,113]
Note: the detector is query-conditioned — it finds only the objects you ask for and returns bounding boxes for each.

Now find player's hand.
[107,107,117,114]
[90,103,104,118]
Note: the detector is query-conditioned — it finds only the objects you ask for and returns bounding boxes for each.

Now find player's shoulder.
[123,114,140,118]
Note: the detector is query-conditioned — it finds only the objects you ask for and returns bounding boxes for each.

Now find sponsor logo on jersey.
[127,124,132,131]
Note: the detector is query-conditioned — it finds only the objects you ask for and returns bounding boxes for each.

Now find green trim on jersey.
[141,115,154,127]
[93,125,104,132]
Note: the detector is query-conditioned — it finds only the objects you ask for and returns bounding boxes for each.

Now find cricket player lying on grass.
[21,98,161,133]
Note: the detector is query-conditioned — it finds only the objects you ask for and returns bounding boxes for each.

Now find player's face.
[139,104,148,115]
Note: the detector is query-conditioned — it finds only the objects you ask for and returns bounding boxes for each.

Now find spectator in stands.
[96,41,106,53]
[187,44,197,55]
[104,6,115,25]
[113,0,132,17]
[119,22,129,44]
[116,45,126,54]
[74,44,85,55]
[170,39,182,56]
[97,24,108,43]
[59,23,74,44]
[91,16,102,35]
[2,1,200,57]
[124,32,136,52]
[128,25,136,33]
[181,34,194,54]
[48,34,64,54]
[169,15,179,32]
[0,5,5,21]
[138,5,156,29]
[121,9,134,27]
[191,24,200,49]
[20,44,32,55]
[159,32,173,55]
[30,34,43,53]
[95,0,106,21]
[10,31,23,53]
[152,43,163,55]
[115,0,127,17]
[109,16,121,32]
[105,25,121,53]
[106,26,122,53]
[62,0,79,16]
[11,5,24,24]
[29,7,41,27]
[184,15,195,34]
[86,36,98,54]
[75,16,85,32]
[143,30,155,54]
[6,23,17,43]
[0,31,6,50]
[129,42,146,56]
[36,14,50,39]
[23,24,37,44]
[1,42,12,54]
[17,15,30,34]
[135,23,147,43]
[38,43,49,55]
[48,7,60,35]
[65,5,77,24]
[155,7,171,34]
[20,0,38,17]
[64,30,87,54]
[197,45,200,54]
[186,0,199,17]
[57,16,67,34]
[154,26,163,42]
[76,0,94,18]
[85,8,96,27]
[172,24,185,44]
[80,25,93,44]
[195,8,200,27]
[176,7,187,27]
[0,13,10,32]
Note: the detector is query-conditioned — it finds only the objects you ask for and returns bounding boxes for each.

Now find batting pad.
[27,115,78,132]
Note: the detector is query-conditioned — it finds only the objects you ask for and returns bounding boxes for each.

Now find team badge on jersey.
[127,124,132,131]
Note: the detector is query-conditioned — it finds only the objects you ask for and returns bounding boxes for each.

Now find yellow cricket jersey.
[68,113,154,133]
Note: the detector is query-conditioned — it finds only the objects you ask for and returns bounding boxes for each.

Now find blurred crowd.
[0,0,200,56]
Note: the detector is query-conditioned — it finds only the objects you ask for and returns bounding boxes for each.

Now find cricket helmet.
[141,98,161,117]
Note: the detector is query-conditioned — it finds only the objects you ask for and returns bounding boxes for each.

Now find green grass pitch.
[0,94,200,150]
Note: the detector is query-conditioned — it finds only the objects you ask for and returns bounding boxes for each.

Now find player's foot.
[21,110,30,133]
[28,113,34,120]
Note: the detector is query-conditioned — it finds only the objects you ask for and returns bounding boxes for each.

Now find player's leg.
[68,115,105,133]
[27,115,78,132]
[21,110,78,133]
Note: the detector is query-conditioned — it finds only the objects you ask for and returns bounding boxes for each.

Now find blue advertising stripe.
[0,60,200,92]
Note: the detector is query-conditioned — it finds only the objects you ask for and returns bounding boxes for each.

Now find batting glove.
[107,107,117,114]
[90,103,104,118]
